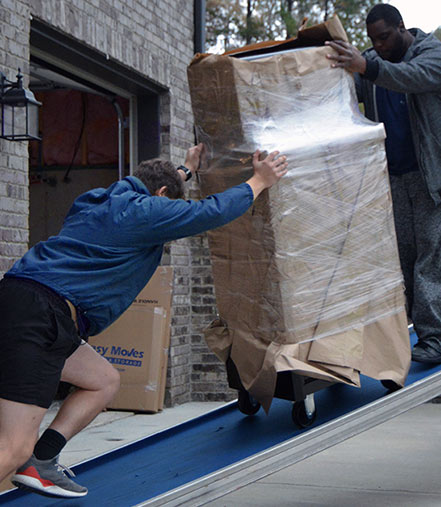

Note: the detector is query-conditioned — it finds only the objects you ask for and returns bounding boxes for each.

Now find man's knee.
[107,366,121,396]
[76,361,120,400]
[100,365,120,402]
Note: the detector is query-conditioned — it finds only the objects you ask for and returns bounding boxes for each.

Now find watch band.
[177,165,192,181]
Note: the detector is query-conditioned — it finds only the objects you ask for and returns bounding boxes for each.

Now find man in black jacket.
[326,4,441,364]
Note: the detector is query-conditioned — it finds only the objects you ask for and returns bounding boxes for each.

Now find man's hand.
[325,40,367,74]
[184,143,204,174]
[246,150,288,200]
[177,143,204,182]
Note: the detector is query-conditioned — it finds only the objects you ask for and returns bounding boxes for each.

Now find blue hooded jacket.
[6,176,253,335]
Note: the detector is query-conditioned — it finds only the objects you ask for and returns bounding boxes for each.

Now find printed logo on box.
[92,345,144,367]
[133,297,159,304]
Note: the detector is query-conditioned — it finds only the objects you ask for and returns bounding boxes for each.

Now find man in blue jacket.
[0,143,288,498]
[326,4,441,365]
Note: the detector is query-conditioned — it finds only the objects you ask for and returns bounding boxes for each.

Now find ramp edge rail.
[137,370,441,507]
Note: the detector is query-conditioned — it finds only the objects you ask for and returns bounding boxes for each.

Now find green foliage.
[280,1,301,39]
[435,26,441,41]
[205,0,243,52]
[206,0,382,53]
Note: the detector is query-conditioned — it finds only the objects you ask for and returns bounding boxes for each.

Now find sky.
[388,0,441,32]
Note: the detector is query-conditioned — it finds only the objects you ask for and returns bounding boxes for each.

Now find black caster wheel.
[292,395,317,428]
[237,390,261,415]
[381,379,402,392]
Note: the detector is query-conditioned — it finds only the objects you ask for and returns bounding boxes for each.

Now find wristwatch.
[177,165,192,181]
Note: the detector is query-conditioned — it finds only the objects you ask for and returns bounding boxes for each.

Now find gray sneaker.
[11,454,88,498]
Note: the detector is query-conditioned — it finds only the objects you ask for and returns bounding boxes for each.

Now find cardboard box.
[188,17,411,412]
[91,266,173,412]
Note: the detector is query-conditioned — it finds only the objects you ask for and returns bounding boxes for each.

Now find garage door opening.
[28,59,130,246]
[28,19,166,247]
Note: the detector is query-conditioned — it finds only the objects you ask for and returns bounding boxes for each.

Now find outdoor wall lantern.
[1,68,41,141]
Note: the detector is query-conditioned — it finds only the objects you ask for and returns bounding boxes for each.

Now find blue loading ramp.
[1,331,441,506]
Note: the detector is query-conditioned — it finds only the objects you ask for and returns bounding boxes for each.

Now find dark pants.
[390,171,441,341]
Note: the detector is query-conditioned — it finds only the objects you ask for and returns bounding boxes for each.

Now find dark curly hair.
[133,158,184,199]
[366,4,402,28]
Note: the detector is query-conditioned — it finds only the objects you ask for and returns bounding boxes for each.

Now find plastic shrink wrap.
[187,16,411,411]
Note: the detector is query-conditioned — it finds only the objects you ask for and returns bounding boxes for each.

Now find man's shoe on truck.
[11,454,88,498]
[411,337,441,364]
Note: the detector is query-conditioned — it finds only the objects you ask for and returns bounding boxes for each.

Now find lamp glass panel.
[2,103,14,137]
[14,105,26,137]
[28,103,39,138]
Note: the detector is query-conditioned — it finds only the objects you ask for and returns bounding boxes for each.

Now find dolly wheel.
[381,379,402,392]
[292,395,317,428]
[237,390,261,415]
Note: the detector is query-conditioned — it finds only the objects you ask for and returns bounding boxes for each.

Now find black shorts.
[0,277,82,409]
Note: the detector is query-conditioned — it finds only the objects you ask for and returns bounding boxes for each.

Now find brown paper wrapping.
[190,17,410,412]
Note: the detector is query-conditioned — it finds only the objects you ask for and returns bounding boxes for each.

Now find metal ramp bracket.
[138,370,441,506]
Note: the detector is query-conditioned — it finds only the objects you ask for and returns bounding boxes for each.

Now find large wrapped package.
[188,17,410,411]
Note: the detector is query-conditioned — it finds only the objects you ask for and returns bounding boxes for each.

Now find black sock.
[34,429,67,460]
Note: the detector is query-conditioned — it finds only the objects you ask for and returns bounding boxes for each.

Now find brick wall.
[189,234,233,402]
[0,0,233,407]
[186,185,235,403]
[0,1,31,274]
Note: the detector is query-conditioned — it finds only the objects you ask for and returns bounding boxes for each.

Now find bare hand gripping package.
[187,16,411,412]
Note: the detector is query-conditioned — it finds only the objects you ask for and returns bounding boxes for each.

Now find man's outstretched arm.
[136,148,289,244]
[178,143,288,199]
[325,39,441,94]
